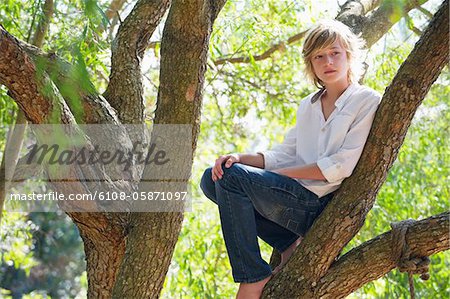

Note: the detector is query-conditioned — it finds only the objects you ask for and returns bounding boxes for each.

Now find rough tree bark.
[263,1,449,298]
[0,0,448,298]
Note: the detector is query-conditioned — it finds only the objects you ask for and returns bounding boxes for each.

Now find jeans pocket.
[281,208,316,236]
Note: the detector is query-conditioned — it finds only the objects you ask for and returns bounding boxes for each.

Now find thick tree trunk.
[77,218,127,298]
[110,212,183,298]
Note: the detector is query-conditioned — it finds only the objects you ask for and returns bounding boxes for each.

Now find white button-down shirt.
[259,83,381,197]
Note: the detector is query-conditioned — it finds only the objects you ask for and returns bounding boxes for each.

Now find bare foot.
[236,275,272,299]
[272,236,303,274]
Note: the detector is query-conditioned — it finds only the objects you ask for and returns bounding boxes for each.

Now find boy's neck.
[322,81,351,103]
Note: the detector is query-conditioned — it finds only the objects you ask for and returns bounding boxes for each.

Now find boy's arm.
[237,153,265,168]
[272,163,326,181]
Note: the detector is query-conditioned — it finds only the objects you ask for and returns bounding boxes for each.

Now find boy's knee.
[200,167,213,190]
[200,167,220,205]
[220,163,248,185]
[222,162,244,176]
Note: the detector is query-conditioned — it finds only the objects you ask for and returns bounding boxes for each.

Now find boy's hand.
[212,154,240,181]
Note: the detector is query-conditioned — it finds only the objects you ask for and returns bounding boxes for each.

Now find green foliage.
[0,212,37,298]
[0,210,86,298]
[1,0,448,298]
[0,212,36,273]
[162,199,236,298]
[27,211,86,297]
[0,86,17,141]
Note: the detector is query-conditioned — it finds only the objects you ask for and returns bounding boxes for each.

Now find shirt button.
[336,164,341,169]
[321,128,326,132]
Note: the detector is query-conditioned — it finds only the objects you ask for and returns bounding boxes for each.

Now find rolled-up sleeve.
[317,98,380,183]
[258,125,297,170]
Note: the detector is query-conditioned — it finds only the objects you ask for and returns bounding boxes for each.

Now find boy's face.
[311,40,350,86]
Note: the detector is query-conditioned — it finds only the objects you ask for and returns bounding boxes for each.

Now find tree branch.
[214,30,308,65]
[0,25,134,185]
[0,25,139,195]
[357,0,429,47]
[0,31,142,195]
[1,26,134,294]
[335,0,382,30]
[32,0,54,48]
[104,0,171,124]
[214,0,381,65]
[3,37,120,124]
[1,26,127,205]
[315,212,450,298]
[417,5,434,18]
[105,0,128,21]
[0,26,71,124]
[263,0,449,297]
[1,0,123,125]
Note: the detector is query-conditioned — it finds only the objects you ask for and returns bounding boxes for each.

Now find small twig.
[116,10,123,25]
[214,30,308,65]
[416,6,433,19]
[26,0,42,43]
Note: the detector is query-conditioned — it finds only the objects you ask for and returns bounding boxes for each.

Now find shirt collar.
[310,88,325,104]
[310,83,358,110]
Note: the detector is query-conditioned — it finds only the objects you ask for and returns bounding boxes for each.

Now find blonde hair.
[302,20,366,88]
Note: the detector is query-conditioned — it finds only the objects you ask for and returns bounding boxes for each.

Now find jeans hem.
[233,271,273,283]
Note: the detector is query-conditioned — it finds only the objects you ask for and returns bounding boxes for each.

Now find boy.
[200,20,381,298]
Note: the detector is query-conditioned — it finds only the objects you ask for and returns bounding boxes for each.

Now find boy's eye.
[314,55,322,59]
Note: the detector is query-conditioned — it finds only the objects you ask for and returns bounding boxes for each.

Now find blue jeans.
[200,163,333,283]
